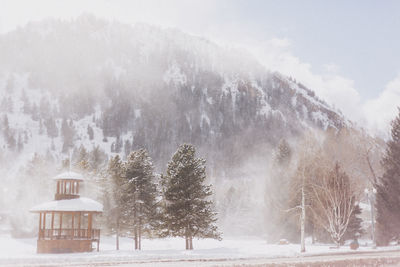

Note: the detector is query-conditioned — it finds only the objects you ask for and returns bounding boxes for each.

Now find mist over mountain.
[0,15,367,235]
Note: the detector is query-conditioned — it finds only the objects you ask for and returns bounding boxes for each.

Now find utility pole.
[300,183,306,253]
[365,188,377,248]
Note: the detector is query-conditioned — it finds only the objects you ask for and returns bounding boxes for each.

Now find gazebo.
[30,171,103,253]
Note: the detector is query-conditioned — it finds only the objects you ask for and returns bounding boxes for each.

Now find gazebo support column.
[59,213,63,238]
[51,212,54,239]
[72,213,75,238]
[88,213,92,239]
[42,213,46,238]
[38,213,42,240]
[78,212,81,238]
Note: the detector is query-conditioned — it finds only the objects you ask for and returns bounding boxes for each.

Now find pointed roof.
[53,171,84,181]
[30,197,103,213]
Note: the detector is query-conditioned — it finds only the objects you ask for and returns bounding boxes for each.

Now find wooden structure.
[30,172,103,253]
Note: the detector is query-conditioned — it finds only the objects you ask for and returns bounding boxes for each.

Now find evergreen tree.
[342,204,364,242]
[38,119,44,135]
[265,139,293,242]
[115,135,123,153]
[105,155,127,250]
[7,131,16,151]
[124,149,159,250]
[45,117,58,138]
[17,133,23,153]
[161,144,220,250]
[87,125,94,140]
[31,103,39,121]
[61,118,75,153]
[76,145,90,172]
[276,139,292,165]
[89,145,106,172]
[124,139,132,158]
[376,108,400,245]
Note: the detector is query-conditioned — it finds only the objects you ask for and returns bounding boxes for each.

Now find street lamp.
[364,188,377,248]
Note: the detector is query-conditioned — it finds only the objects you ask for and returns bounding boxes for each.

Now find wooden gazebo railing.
[39,229,100,240]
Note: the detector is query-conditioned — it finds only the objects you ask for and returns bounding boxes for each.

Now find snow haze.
[2,0,400,136]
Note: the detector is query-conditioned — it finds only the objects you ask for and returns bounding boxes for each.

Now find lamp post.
[364,188,377,248]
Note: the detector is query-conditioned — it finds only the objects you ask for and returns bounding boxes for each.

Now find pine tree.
[276,139,292,165]
[124,139,132,158]
[161,144,220,250]
[61,118,74,152]
[105,155,127,250]
[124,149,159,250]
[17,133,24,153]
[265,139,293,242]
[89,146,106,172]
[376,108,400,245]
[87,125,94,140]
[76,145,90,172]
[342,204,364,243]
[45,117,58,138]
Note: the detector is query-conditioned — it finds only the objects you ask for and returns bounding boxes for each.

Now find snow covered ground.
[1,234,400,266]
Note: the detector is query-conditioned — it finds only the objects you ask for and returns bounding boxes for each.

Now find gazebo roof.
[30,197,103,213]
[53,171,84,181]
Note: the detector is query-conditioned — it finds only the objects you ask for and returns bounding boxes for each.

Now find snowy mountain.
[0,15,347,176]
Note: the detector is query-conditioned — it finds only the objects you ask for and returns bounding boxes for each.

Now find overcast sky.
[1,0,400,136]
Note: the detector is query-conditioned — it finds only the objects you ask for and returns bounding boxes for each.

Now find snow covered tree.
[124,149,159,250]
[161,144,220,250]
[376,108,400,245]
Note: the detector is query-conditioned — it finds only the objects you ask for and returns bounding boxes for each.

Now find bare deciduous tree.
[310,163,356,247]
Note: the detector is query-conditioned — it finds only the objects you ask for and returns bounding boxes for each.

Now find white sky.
[1,0,400,136]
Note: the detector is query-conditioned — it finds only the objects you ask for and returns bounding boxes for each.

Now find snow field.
[1,235,399,266]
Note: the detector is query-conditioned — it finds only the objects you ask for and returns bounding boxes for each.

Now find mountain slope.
[0,15,346,174]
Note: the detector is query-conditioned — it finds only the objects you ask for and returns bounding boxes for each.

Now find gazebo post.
[88,213,92,239]
[43,212,46,238]
[51,212,54,239]
[78,212,81,238]
[72,213,75,238]
[59,212,63,238]
[38,213,42,239]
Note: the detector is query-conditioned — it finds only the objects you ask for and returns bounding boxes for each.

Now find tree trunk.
[116,218,120,250]
[138,221,142,250]
[189,236,193,250]
[134,226,139,250]
[300,185,306,253]
[185,226,189,250]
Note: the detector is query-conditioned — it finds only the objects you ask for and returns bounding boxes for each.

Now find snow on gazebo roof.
[30,197,103,213]
[53,171,84,181]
